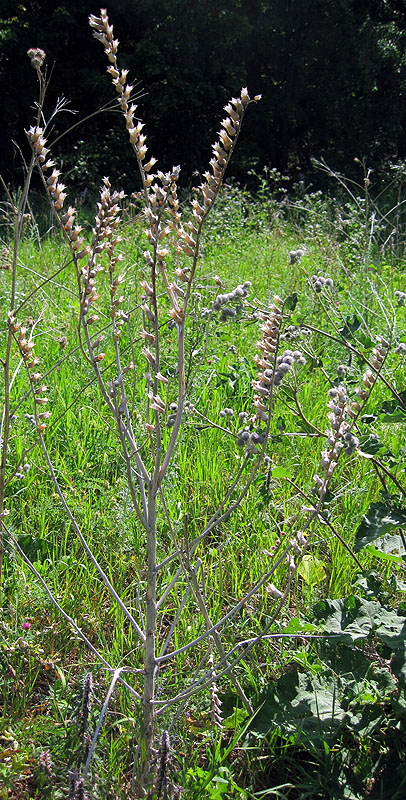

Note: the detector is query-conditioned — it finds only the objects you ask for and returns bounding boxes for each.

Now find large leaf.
[310,595,379,643]
[285,292,298,311]
[249,670,351,745]
[297,554,327,586]
[375,389,406,423]
[357,433,382,457]
[373,606,406,651]
[354,502,406,552]
[364,533,406,564]
[338,314,361,339]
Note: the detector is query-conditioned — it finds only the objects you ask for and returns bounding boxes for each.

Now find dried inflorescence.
[90,8,261,379]
[27,127,70,217]
[219,407,234,419]
[236,427,266,452]
[314,379,361,500]
[89,10,156,183]
[27,127,54,173]
[350,336,389,417]
[89,8,185,347]
[208,651,223,730]
[311,273,334,294]
[80,673,93,734]
[369,335,390,371]
[319,384,353,479]
[81,178,126,346]
[288,248,305,265]
[26,128,90,267]
[252,298,306,424]
[252,296,284,422]
[196,89,260,224]
[143,167,187,331]
[395,342,406,354]
[234,296,288,453]
[314,335,390,496]
[7,313,50,432]
[213,281,251,322]
[67,771,88,800]
[281,323,311,342]
[27,119,130,368]
[337,363,348,378]
[27,47,46,69]
[155,730,171,799]
[39,750,54,780]
[272,349,306,385]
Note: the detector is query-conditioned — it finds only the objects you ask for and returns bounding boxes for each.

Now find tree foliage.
[0,0,406,193]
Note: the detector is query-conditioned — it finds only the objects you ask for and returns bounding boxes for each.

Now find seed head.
[27,48,46,69]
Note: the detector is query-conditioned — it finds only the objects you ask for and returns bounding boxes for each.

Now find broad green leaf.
[222,707,247,730]
[271,466,291,479]
[298,554,327,586]
[357,433,382,457]
[310,595,379,642]
[282,616,318,634]
[285,292,298,311]
[364,533,406,564]
[338,314,360,339]
[379,408,406,423]
[373,606,406,651]
[375,389,406,423]
[354,502,406,552]
[249,670,350,744]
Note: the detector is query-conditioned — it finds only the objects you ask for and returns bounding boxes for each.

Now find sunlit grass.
[1,184,406,797]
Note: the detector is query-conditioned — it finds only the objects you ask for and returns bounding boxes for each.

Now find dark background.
[1,0,406,196]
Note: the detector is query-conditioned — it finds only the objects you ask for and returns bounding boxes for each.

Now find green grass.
[1,183,406,798]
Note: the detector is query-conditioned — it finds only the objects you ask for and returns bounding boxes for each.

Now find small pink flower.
[22,621,31,631]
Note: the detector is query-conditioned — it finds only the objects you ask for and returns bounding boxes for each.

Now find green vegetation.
[1,1,406,193]
[1,10,406,800]
[1,176,406,797]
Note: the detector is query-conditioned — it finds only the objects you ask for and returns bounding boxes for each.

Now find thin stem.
[36,421,146,642]
[3,523,141,700]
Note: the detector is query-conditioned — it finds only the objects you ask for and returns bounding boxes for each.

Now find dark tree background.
[1,0,406,195]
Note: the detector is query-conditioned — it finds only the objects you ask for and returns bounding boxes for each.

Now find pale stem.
[36,424,146,642]
[142,486,158,781]
[4,522,141,699]
[156,546,292,667]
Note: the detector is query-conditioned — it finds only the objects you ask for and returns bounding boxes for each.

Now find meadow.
[1,15,406,800]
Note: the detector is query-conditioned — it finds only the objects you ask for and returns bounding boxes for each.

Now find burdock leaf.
[354,502,406,552]
[338,314,360,339]
[357,434,382,457]
[375,389,406,423]
[363,533,406,565]
[310,595,378,642]
[285,292,298,311]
